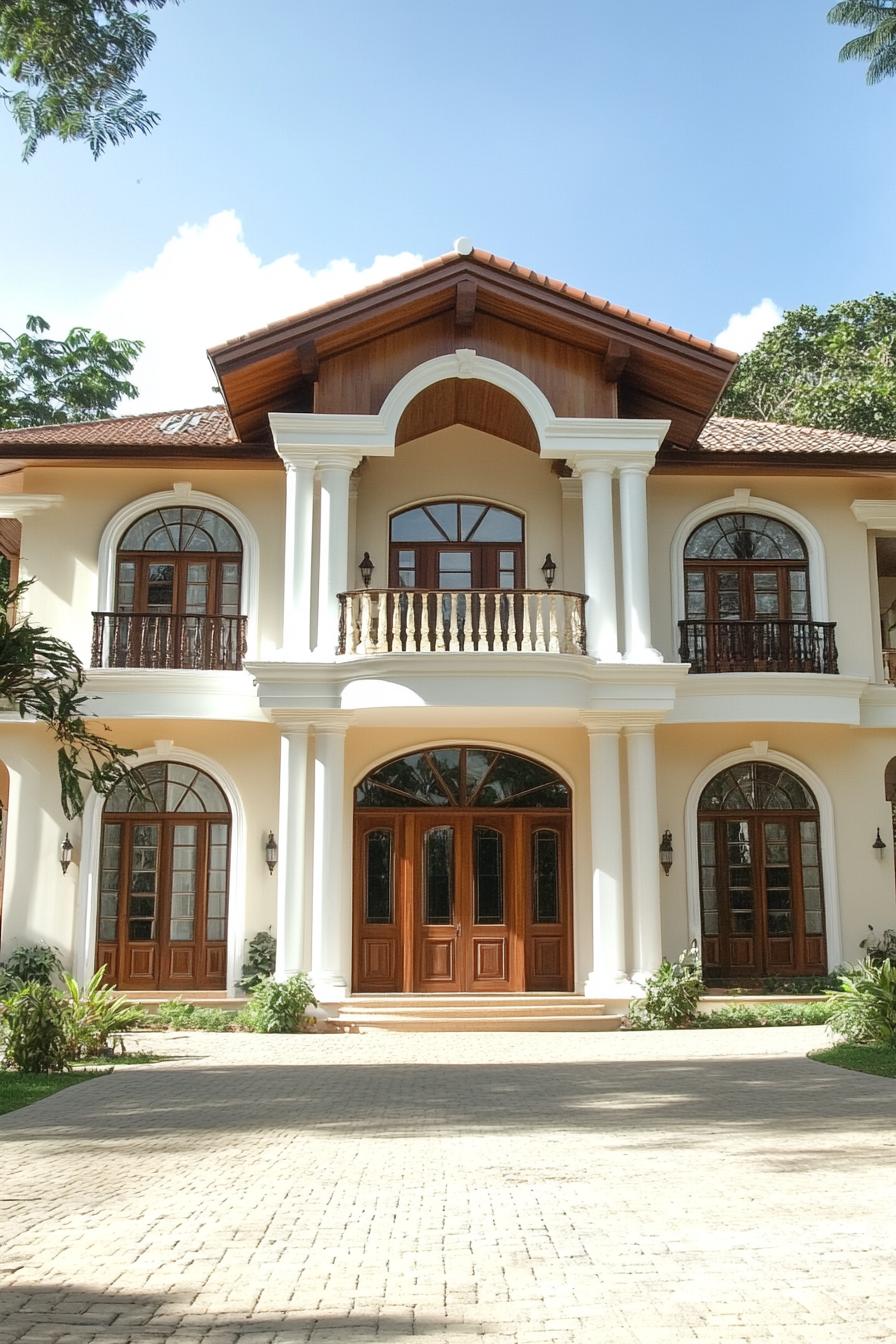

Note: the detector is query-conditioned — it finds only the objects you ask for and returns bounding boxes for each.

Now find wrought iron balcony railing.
[91,612,247,671]
[678,619,838,675]
[339,588,587,656]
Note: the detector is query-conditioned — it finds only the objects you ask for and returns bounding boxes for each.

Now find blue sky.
[2,0,894,411]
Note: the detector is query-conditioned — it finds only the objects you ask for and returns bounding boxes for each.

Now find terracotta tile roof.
[209,247,740,364]
[0,405,237,448]
[697,416,896,457]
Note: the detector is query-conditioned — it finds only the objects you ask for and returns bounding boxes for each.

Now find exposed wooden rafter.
[602,339,631,383]
[454,279,478,330]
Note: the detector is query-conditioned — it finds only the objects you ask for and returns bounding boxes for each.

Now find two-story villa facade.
[2,245,896,1008]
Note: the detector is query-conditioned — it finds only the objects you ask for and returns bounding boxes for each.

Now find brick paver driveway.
[1,1026,895,1344]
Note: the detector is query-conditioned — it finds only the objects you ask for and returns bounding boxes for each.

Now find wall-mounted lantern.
[659,829,674,875]
[358,552,374,589]
[541,553,557,589]
[265,831,279,874]
[60,832,74,876]
[873,827,887,857]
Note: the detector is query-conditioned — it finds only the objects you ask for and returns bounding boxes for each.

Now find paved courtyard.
[1,1026,895,1344]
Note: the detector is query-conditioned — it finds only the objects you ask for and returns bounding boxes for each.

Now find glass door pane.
[206,822,229,940]
[128,823,160,941]
[725,820,755,933]
[423,826,454,924]
[473,826,504,924]
[752,571,781,617]
[800,820,824,935]
[763,821,793,936]
[169,823,198,941]
[532,829,560,923]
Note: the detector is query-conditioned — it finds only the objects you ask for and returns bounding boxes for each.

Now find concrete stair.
[328,993,624,1033]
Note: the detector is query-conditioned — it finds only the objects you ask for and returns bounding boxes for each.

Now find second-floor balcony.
[91,612,248,671]
[338,588,587,656]
[678,619,839,675]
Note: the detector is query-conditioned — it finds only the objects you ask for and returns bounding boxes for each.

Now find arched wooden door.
[96,762,230,990]
[353,747,572,992]
[697,761,826,979]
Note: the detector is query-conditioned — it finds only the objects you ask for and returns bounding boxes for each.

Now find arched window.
[97,761,230,991]
[106,507,244,669]
[389,501,524,590]
[355,746,569,809]
[697,761,826,980]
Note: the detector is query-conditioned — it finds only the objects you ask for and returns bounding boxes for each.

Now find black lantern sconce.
[659,829,674,875]
[873,827,887,857]
[541,553,557,589]
[265,831,279,875]
[358,552,374,589]
[59,832,74,876]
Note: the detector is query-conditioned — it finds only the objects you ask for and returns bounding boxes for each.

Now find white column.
[316,458,356,657]
[619,465,660,662]
[583,725,627,996]
[578,461,619,661]
[274,727,311,981]
[626,724,663,980]
[311,724,350,999]
[282,460,316,656]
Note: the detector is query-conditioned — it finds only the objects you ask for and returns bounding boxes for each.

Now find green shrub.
[1,982,69,1072]
[694,1001,833,1029]
[761,973,842,995]
[0,943,63,988]
[153,1000,198,1030]
[238,974,318,1034]
[151,1000,236,1032]
[826,958,896,1045]
[859,926,896,967]
[238,930,276,993]
[626,947,704,1031]
[60,970,143,1058]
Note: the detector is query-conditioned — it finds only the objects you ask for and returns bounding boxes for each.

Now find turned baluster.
[448,592,460,651]
[534,592,546,652]
[419,591,431,651]
[520,592,532,651]
[374,592,388,653]
[358,592,370,654]
[548,593,560,653]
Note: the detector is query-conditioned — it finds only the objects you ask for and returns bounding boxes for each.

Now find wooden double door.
[353,811,572,992]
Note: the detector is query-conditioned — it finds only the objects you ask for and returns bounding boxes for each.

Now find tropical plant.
[826,958,896,1045]
[693,1001,833,1029]
[238,930,277,994]
[0,315,141,429]
[152,1000,236,1032]
[61,969,143,1058]
[0,0,180,160]
[761,973,842,995]
[238,974,318,1034]
[828,2,896,84]
[859,925,896,965]
[0,981,69,1072]
[626,946,704,1031]
[0,942,62,987]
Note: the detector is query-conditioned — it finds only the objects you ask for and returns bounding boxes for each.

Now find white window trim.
[684,746,842,971]
[74,744,247,996]
[670,493,830,634]
[96,487,260,659]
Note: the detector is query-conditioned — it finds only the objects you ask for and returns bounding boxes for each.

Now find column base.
[583,972,638,1000]
[623,646,664,664]
[311,973,349,1003]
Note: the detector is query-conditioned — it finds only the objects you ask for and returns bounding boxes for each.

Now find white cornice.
[851,499,896,530]
[0,494,63,517]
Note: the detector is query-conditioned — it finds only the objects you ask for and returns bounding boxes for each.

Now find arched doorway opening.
[97,761,231,990]
[697,761,826,979]
[354,746,572,992]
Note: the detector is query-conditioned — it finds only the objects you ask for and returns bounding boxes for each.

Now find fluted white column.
[578,461,619,661]
[316,459,355,657]
[282,460,316,656]
[311,724,350,999]
[626,724,663,980]
[619,465,660,662]
[275,727,311,981]
[583,725,627,996]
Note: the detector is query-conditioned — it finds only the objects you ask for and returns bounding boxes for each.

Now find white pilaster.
[578,462,619,661]
[626,724,663,980]
[311,723,350,999]
[275,727,311,981]
[583,725,627,996]
[619,465,660,663]
[282,460,316,656]
[316,458,356,657]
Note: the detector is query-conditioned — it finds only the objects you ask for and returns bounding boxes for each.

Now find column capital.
[278,446,364,473]
[540,416,670,466]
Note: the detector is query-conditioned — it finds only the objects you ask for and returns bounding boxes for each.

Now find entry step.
[330,993,624,1032]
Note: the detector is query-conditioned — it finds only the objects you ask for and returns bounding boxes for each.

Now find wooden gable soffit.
[455,279,477,331]
[602,340,630,383]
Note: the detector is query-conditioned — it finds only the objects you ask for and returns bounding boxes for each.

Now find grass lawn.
[809,1044,896,1078]
[0,1069,108,1117]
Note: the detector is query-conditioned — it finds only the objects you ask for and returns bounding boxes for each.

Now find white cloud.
[714,297,783,355]
[85,211,423,412]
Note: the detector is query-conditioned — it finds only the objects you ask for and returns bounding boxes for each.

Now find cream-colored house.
[2,245,895,1009]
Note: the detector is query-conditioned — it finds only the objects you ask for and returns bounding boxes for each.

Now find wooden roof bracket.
[602,339,631,383]
[455,278,478,331]
[297,339,319,380]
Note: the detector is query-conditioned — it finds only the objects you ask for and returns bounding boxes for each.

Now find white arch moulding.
[683,746,842,971]
[95,487,261,658]
[669,492,831,633]
[74,743,248,995]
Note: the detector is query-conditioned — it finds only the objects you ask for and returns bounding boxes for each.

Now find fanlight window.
[685,514,806,563]
[698,762,816,813]
[356,747,569,809]
[390,502,522,544]
[105,761,229,814]
[119,507,241,554]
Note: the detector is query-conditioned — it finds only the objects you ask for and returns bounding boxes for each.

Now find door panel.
[524,818,572,990]
[467,818,513,990]
[415,819,462,991]
[353,818,401,991]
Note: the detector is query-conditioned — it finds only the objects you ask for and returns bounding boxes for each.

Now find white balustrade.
[338,590,587,656]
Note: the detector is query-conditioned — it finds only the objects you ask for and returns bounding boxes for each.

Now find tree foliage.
[828,2,896,84]
[0,315,141,429]
[0,0,178,160]
[0,578,137,818]
[718,293,896,437]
